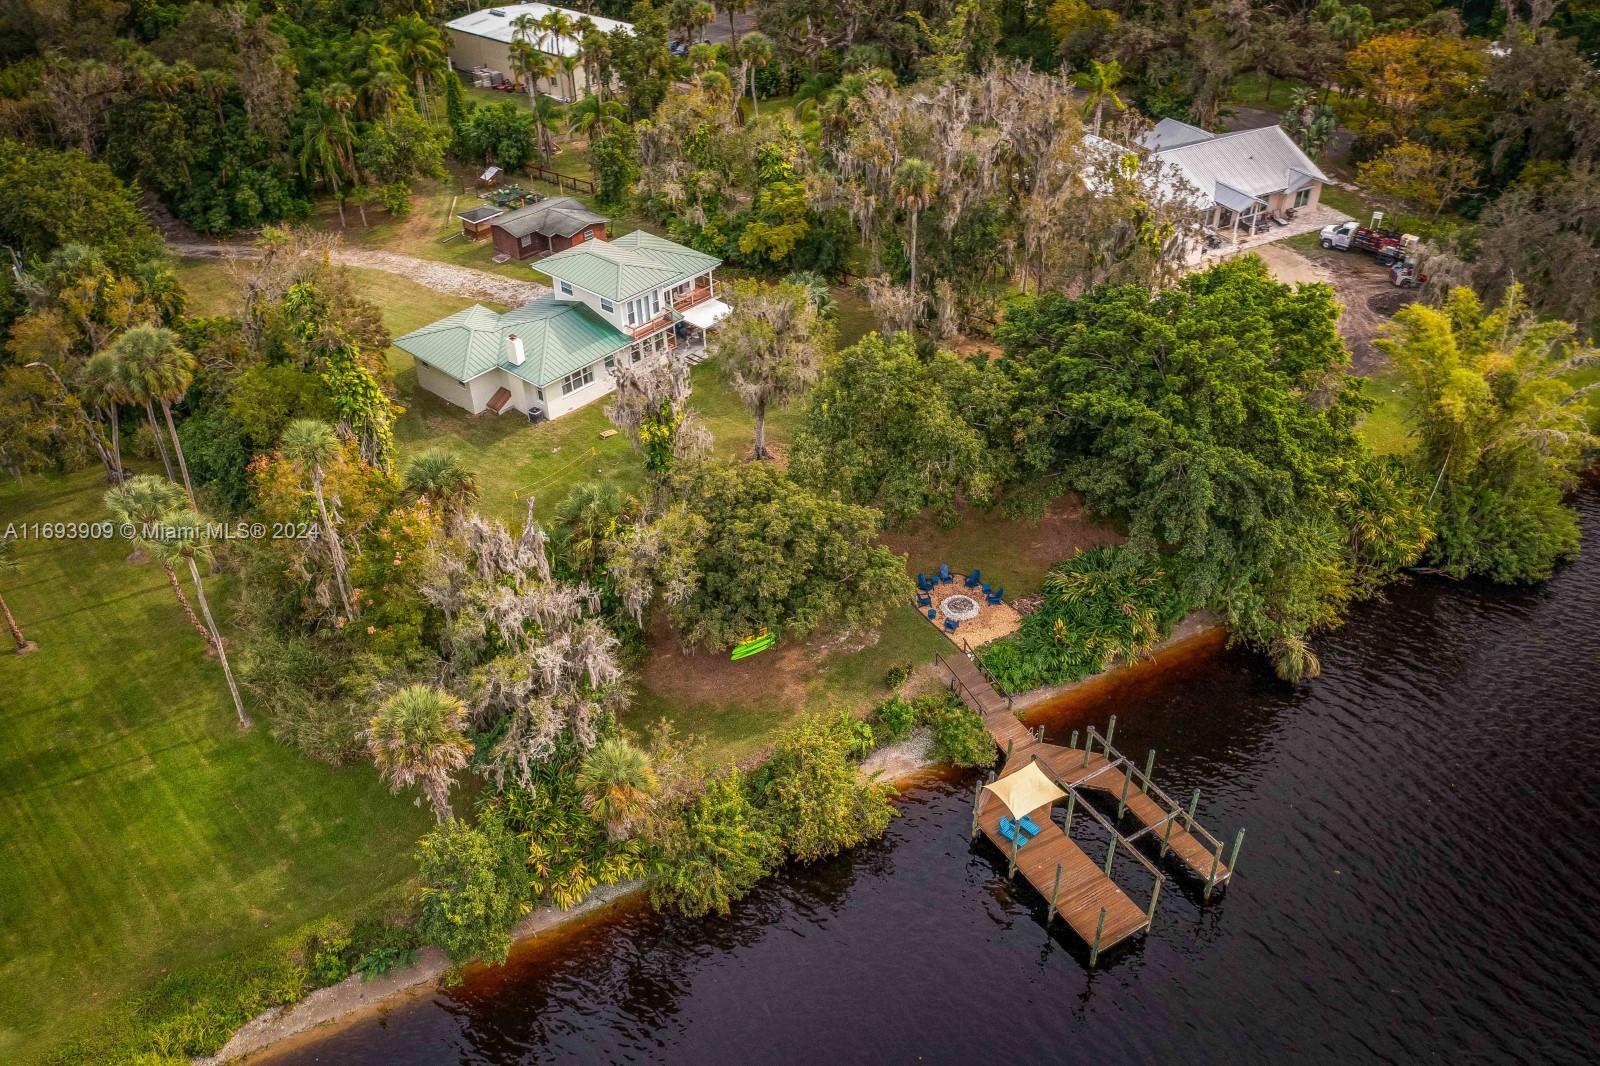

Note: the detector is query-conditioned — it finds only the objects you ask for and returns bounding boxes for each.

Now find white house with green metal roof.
[394,230,730,420]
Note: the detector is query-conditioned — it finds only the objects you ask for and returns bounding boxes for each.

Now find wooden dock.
[975,752,1151,954]
[949,655,1243,962]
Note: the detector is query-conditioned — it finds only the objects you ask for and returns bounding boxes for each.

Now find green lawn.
[0,471,432,1062]
[1359,365,1413,456]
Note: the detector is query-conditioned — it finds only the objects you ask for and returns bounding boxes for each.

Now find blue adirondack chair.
[944,617,960,632]
[938,563,953,584]
[965,568,982,588]
[1019,815,1042,836]
[986,586,1004,605]
[916,592,932,607]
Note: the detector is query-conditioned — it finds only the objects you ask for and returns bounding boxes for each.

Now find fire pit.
[940,594,981,622]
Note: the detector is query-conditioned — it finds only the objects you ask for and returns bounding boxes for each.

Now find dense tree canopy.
[996,257,1431,665]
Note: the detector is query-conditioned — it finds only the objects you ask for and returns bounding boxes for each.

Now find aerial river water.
[266,482,1600,1065]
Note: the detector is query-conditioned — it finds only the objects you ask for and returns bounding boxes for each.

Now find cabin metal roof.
[538,230,721,302]
[393,297,629,387]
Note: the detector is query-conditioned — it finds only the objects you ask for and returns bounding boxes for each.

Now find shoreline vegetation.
[196,619,1225,1065]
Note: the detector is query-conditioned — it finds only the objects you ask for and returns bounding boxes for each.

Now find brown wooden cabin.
[489,197,610,260]
[457,204,504,241]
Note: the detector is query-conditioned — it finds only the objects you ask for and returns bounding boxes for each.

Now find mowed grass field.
[0,471,432,1062]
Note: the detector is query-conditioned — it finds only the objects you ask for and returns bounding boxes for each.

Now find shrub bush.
[882,661,911,690]
[978,546,1191,694]
[414,816,528,967]
[647,768,781,917]
[919,696,995,768]
[754,714,896,863]
[874,696,919,741]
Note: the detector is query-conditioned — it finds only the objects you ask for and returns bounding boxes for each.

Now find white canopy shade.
[982,760,1066,821]
[680,298,731,330]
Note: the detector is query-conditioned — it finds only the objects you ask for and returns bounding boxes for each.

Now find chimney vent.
[507,333,525,366]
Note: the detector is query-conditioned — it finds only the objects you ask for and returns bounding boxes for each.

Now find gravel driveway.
[170,240,549,306]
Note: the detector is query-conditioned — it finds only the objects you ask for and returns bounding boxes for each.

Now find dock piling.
[1204,843,1222,901]
[1008,828,1020,878]
[1089,907,1107,967]
[970,778,986,839]
[1103,836,1116,877]
[1147,878,1162,923]
[1063,791,1076,838]
[1143,748,1156,787]
[1103,715,1117,751]
[1047,863,1062,924]
[1228,828,1246,875]
[1116,767,1132,819]
[1185,788,1201,831]
[1069,728,1078,750]
[1160,810,1176,858]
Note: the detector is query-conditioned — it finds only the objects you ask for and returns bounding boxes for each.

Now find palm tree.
[112,325,198,503]
[358,52,409,121]
[367,684,473,823]
[891,158,937,296]
[1078,59,1126,137]
[576,735,657,839]
[79,350,126,480]
[558,53,582,103]
[386,14,448,121]
[106,476,216,654]
[155,509,250,728]
[552,480,641,576]
[736,31,773,117]
[295,92,358,227]
[0,539,37,655]
[576,20,611,103]
[509,36,553,115]
[566,94,624,138]
[530,93,565,162]
[403,447,478,522]
[717,0,749,46]
[280,419,356,620]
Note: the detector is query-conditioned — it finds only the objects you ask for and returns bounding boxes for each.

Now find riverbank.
[196,618,1227,1063]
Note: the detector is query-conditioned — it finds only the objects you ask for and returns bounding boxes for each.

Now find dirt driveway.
[168,240,549,306]
[1253,242,1416,375]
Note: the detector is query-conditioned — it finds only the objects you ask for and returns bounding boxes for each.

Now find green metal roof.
[393,297,630,389]
[538,230,721,302]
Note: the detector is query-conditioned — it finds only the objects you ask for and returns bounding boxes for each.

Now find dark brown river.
[267,483,1600,1065]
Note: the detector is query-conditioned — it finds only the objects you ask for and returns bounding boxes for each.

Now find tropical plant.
[754,713,896,863]
[1076,58,1125,136]
[367,684,474,823]
[551,480,641,577]
[387,14,449,121]
[919,695,995,767]
[710,279,833,459]
[295,91,358,227]
[576,735,658,839]
[279,419,357,619]
[647,767,780,917]
[110,324,198,502]
[78,350,127,480]
[529,93,565,162]
[567,94,624,137]
[1377,285,1594,582]
[402,447,478,521]
[736,31,773,115]
[977,549,1193,695]
[148,508,250,728]
[890,157,937,297]
[509,35,553,116]
[0,539,35,654]
[106,476,216,654]
[415,816,527,966]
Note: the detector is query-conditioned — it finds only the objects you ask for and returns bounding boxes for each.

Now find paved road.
[169,240,549,306]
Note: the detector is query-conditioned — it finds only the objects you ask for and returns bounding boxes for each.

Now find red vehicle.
[1318,220,1414,263]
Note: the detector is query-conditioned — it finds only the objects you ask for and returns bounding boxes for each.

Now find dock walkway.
[950,656,1242,961]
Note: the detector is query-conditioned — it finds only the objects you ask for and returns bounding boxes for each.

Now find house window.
[600,297,613,312]
[559,281,573,295]
[520,235,531,247]
[625,290,660,326]
[604,354,616,372]
[560,365,594,395]
[1294,188,1312,209]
